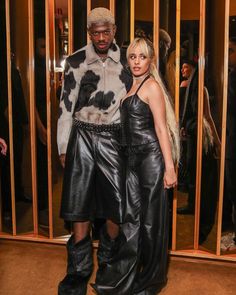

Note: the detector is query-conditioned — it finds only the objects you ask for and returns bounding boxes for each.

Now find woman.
[121,38,179,295]
[93,37,179,295]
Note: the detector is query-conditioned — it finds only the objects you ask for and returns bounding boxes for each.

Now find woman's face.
[181,63,194,79]
[128,45,151,77]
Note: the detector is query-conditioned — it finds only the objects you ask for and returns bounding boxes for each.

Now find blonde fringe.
[150,64,180,164]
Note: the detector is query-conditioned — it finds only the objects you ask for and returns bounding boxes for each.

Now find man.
[57,8,131,295]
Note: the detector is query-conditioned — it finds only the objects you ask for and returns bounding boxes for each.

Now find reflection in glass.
[197,0,221,251]
[55,1,69,67]
[53,0,69,238]
[73,0,87,51]
[135,0,154,41]
[1,0,34,234]
[176,1,200,249]
[0,0,12,233]
[115,0,130,47]
[34,1,49,233]
[91,0,109,10]
[221,3,236,252]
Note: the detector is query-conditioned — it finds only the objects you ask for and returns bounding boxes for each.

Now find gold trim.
[28,0,38,234]
[172,0,181,251]
[87,0,91,44]
[216,0,230,256]
[194,0,205,249]
[68,0,73,54]
[46,0,55,238]
[153,0,159,57]
[109,0,115,15]
[5,0,16,235]
[130,0,135,41]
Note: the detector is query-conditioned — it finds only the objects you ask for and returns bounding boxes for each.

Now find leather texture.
[94,77,169,294]
[60,124,125,224]
[58,235,93,295]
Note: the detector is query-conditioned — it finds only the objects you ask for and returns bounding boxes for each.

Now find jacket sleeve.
[57,58,80,155]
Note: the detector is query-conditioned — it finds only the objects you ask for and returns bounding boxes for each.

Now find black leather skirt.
[60,121,125,224]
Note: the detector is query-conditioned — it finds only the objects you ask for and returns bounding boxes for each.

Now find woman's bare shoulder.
[144,78,162,95]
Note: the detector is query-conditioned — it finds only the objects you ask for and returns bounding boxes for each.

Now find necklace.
[132,72,150,82]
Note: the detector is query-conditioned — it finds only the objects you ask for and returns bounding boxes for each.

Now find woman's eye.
[140,55,146,60]
[129,55,135,60]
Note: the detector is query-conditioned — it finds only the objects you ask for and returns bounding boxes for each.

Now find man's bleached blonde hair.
[87,7,115,29]
[127,38,180,164]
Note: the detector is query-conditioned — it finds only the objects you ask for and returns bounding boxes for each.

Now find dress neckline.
[121,75,150,106]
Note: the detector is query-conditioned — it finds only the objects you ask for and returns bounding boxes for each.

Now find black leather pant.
[94,141,169,295]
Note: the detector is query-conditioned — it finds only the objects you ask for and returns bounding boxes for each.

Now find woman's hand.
[164,167,177,189]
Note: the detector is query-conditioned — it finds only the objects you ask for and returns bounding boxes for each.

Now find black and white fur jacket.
[57,42,131,155]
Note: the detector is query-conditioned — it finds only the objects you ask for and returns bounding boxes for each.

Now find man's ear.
[113,25,117,35]
[87,29,91,40]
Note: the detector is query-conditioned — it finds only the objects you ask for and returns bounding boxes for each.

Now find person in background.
[178,58,220,244]
[57,8,132,295]
[35,37,49,227]
[0,53,29,223]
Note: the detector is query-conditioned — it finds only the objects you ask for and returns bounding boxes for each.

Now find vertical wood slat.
[153,0,159,60]
[172,0,181,251]
[194,0,205,249]
[109,0,115,15]
[28,0,39,235]
[216,0,230,256]
[130,0,135,41]
[68,0,73,54]
[5,0,16,235]
[46,0,55,238]
[87,0,91,44]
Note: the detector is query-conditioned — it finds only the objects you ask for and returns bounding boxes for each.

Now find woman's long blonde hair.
[127,38,180,163]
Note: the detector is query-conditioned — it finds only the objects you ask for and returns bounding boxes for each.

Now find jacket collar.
[86,42,120,64]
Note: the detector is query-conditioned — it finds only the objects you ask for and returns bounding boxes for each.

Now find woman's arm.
[144,80,177,188]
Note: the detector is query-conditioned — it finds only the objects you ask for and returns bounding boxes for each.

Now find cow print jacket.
[57,42,132,155]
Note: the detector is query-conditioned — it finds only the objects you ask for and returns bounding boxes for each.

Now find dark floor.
[0,240,236,295]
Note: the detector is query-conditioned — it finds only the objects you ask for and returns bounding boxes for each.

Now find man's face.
[228,41,236,69]
[88,22,116,56]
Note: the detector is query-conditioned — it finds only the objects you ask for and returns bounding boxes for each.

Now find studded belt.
[73,119,121,132]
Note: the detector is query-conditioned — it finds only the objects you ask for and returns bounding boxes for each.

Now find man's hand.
[0,138,7,156]
[60,154,66,168]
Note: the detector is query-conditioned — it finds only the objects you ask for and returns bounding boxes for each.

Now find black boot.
[91,227,127,294]
[58,234,93,295]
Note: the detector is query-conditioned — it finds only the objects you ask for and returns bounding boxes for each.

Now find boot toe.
[58,274,88,295]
